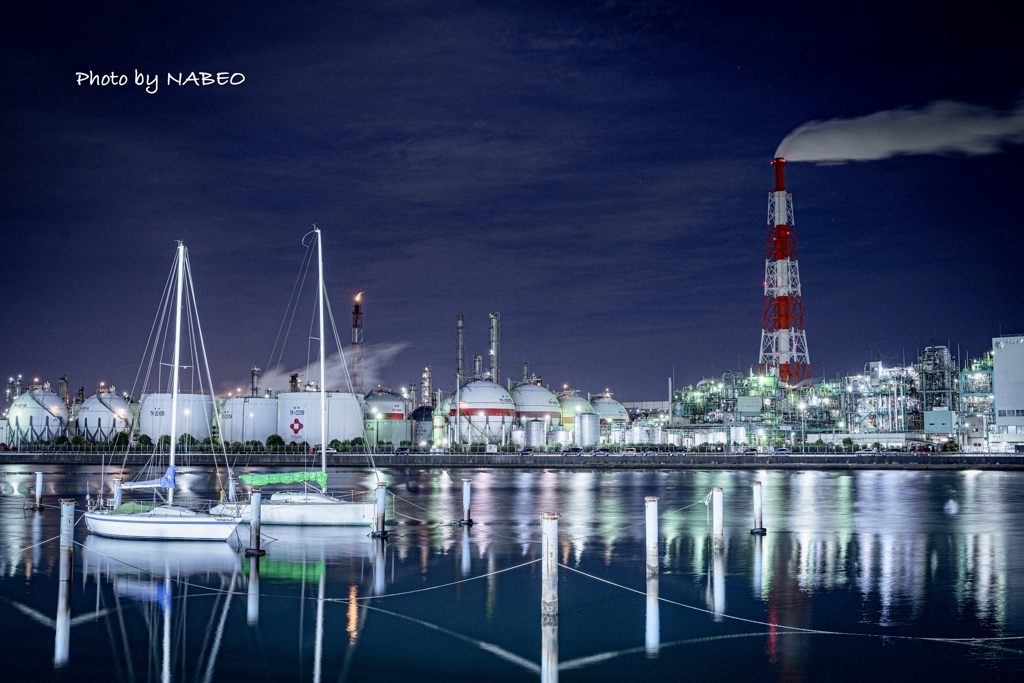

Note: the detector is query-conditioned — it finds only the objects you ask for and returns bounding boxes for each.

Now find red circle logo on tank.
[290,418,304,434]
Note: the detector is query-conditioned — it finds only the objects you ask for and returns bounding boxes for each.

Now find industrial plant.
[2,160,1022,454]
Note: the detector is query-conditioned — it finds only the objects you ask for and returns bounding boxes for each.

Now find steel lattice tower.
[758,158,811,386]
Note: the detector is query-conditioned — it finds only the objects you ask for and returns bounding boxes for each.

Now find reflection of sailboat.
[83,243,241,541]
[82,535,241,683]
[212,228,375,526]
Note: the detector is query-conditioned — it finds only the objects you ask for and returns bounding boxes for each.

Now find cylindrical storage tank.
[510,428,525,448]
[7,388,69,443]
[221,397,278,445]
[75,391,132,442]
[558,392,597,428]
[576,412,600,447]
[410,405,433,451]
[139,393,213,443]
[548,428,570,448]
[525,419,546,448]
[448,379,515,446]
[608,422,626,445]
[277,391,363,447]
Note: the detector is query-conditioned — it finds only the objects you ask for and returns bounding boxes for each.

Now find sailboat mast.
[316,227,327,487]
[168,241,184,506]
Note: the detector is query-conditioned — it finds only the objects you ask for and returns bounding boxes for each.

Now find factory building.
[992,335,1024,452]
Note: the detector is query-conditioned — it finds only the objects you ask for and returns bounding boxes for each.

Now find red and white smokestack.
[758,158,811,386]
[351,293,364,393]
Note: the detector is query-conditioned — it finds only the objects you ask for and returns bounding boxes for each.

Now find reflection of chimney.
[474,355,483,377]
[289,373,301,392]
[456,314,465,382]
[489,312,500,383]
[251,366,261,397]
[422,365,431,406]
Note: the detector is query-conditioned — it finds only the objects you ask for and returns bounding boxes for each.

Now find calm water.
[2,465,1024,681]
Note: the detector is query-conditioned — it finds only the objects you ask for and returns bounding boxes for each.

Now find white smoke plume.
[226,341,411,396]
[776,98,1024,164]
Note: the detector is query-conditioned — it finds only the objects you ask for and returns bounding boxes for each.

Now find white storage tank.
[448,379,515,446]
[576,412,600,446]
[510,428,526,448]
[139,393,214,442]
[548,428,571,448]
[221,396,278,445]
[525,419,546,448]
[76,389,132,442]
[277,391,363,446]
[364,387,412,447]
[7,386,69,443]
[410,405,434,451]
[510,382,562,431]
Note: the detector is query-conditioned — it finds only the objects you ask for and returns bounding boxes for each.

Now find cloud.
[253,342,411,396]
[776,98,1024,164]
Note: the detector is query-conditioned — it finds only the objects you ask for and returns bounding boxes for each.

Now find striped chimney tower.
[758,158,811,386]
[351,292,364,393]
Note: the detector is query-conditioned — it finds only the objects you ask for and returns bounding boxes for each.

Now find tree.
[245,440,263,452]
[71,435,87,446]
[137,434,153,448]
[157,435,171,450]
[266,434,285,448]
[53,435,70,446]
[112,431,130,447]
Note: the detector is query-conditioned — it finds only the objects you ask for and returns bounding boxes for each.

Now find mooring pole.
[372,482,388,538]
[752,533,763,599]
[247,556,260,625]
[460,478,473,525]
[541,512,559,620]
[461,525,471,577]
[645,496,659,576]
[646,571,660,657]
[712,487,724,550]
[112,477,123,509]
[751,481,766,534]
[713,545,725,621]
[55,499,74,666]
[541,511,560,683]
[228,476,237,503]
[245,488,265,557]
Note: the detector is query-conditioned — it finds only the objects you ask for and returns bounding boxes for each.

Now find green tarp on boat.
[110,501,160,515]
[239,471,328,490]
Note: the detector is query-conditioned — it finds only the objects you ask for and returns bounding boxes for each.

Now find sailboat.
[83,242,242,541]
[211,227,376,526]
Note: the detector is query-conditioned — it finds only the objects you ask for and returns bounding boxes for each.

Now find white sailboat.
[211,227,376,526]
[84,242,241,541]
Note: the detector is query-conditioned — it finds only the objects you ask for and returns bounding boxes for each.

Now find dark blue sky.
[2,1,1022,401]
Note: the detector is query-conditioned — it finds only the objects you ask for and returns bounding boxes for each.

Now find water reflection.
[2,467,1023,681]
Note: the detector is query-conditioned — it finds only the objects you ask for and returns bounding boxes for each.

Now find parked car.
[622,447,637,455]
[592,448,611,456]
[518,448,534,454]
[564,447,583,455]
[912,446,933,454]
[393,447,409,455]
[743,448,758,454]
[774,447,792,454]
[313,444,337,454]
[855,448,879,454]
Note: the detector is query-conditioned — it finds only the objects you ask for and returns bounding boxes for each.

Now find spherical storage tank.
[221,397,278,445]
[364,387,411,446]
[449,379,515,446]
[277,391,362,446]
[76,390,132,442]
[7,387,69,443]
[558,392,597,427]
[139,393,213,442]
[591,395,629,424]
[510,382,561,427]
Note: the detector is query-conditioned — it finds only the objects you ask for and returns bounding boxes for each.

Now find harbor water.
[2,465,1023,681]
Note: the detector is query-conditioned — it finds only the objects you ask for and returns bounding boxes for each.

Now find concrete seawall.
[2,451,1022,470]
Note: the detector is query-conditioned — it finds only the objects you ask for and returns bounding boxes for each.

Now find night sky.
[2,1,1022,402]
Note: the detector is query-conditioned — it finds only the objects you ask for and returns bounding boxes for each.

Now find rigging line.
[185,254,229,478]
[558,563,1024,645]
[268,238,315,393]
[324,288,379,480]
[313,558,543,603]
[132,256,177,400]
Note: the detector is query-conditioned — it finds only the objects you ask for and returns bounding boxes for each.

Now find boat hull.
[84,506,241,541]
[211,492,375,526]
